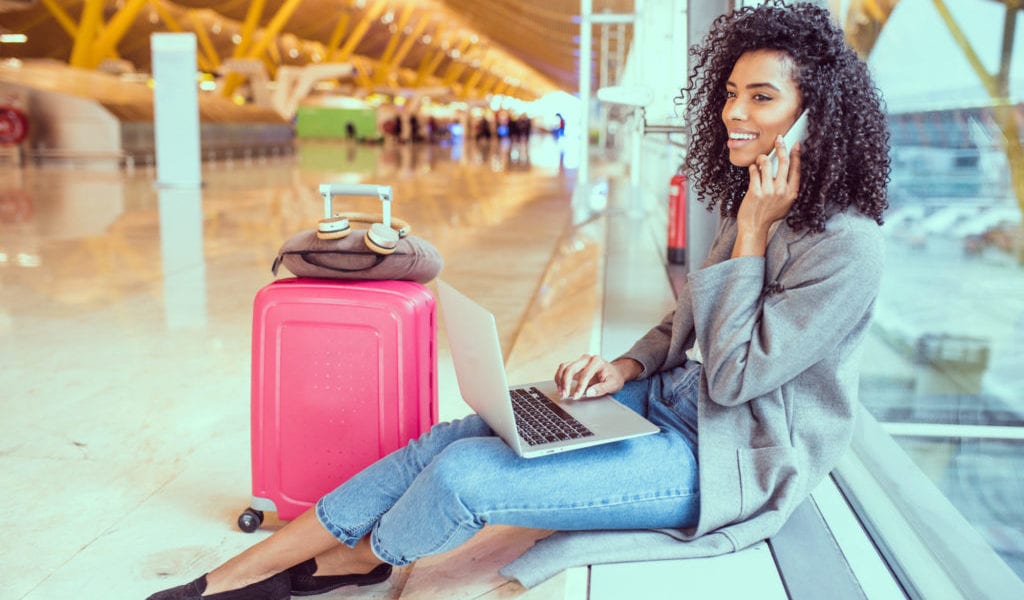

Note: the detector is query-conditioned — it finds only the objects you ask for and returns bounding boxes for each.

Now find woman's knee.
[422,437,512,499]
[423,415,492,442]
[404,415,492,459]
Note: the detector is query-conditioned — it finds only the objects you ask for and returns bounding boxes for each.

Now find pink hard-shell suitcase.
[238,277,437,531]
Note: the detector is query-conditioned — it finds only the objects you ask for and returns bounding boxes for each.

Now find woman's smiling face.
[722,49,804,167]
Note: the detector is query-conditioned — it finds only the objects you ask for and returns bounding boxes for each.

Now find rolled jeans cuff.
[316,497,370,547]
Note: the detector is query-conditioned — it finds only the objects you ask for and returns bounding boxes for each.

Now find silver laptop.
[437,280,659,459]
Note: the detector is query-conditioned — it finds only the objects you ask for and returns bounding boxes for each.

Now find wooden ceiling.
[0,0,636,101]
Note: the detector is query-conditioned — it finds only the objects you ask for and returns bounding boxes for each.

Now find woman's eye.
[725,91,736,99]
[753,94,773,102]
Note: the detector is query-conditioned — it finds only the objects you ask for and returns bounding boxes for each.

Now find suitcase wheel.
[237,508,265,533]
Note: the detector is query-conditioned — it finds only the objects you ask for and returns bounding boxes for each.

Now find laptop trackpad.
[532,381,658,436]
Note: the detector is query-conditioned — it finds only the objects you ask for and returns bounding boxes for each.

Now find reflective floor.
[0,136,627,599]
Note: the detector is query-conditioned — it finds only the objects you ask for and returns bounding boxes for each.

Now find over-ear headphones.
[316,184,412,255]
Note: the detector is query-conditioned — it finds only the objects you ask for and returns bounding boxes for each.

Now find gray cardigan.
[501,211,885,587]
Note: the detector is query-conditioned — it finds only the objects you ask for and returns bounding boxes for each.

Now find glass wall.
[852,0,1024,581]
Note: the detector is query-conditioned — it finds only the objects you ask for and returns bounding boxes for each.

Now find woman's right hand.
[554,355,641,400]
[732,137,801,258]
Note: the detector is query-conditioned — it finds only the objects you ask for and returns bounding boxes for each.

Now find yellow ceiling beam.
[441,38,474,86]
[443,60,470,87]
[234,0,267,59]
[243,0,304,60]
[18,0,75,34]
[140,1,214,72]
[336,0,389,63]
[134,0,214,71]
[844,0,900,58]
[460,56,494,98]
[265,38,281,65]
[413,23,448,85]
[39,0,78,39]
[464,72,488,98]
[69,0,104,68]
[325,13,351,61]
[481,73,503,97]
[414,48,447,86]
[861,0,888,21]
[222,0,303,97]
[352,58,373,89]
[374,12,430,85]
[148,0,184,32]
[263,47,279,81]
[152,0,208,73]
[472,73,498,99]
[188,11,221,71]
[375,4,414,67]
[492,81,510,97]
[931,0,1024,220]
[90,0,149,68]
[931,0,1000,97]
[389,17,430,69]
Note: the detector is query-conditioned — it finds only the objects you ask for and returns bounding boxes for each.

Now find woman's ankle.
[203,567,277,595]
[311,539,383,577]
[312,554,382,577]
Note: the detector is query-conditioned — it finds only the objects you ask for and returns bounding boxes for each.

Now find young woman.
[149,2,889,598]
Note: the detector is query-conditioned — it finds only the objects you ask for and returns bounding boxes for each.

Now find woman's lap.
[317,364,702,565]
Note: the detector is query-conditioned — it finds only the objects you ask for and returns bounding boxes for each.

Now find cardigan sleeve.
[688,217,883,407]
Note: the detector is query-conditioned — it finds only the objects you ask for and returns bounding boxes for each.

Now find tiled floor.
[0,136,635,599]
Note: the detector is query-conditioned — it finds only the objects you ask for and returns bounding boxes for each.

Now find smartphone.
[768,111,809,177]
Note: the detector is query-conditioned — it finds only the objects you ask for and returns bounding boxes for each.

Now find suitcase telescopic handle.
[318,183,394,228]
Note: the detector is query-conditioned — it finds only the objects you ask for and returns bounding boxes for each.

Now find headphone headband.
[336,212,411,237]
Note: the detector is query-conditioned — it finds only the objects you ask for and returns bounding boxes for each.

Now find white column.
[685,0,732,270]
[158,188,207,329]
[598,20,610,150]
[151,33,202,188]
[578,0,593,187]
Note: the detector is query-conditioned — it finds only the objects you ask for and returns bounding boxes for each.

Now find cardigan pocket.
[735,446,797,522]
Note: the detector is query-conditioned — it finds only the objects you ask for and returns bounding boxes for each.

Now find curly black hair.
[679,1,890,232]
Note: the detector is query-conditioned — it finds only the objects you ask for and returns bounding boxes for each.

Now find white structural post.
[152,33,206,329]
[598,17,610,151]
[158,188,207,329]
[628,0,644,214]
[632,0,645,93]
[151,33,202,188]
[578,2,637,216]
[578,0,593,188]
[686,0,732,269]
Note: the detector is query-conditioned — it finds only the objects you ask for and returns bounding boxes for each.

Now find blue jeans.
[315,362,702,566]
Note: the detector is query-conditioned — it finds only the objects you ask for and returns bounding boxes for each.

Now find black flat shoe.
[146,570,290,600]
[287,558,392,596]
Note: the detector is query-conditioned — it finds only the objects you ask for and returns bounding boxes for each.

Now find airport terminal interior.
[1,0,1023,598]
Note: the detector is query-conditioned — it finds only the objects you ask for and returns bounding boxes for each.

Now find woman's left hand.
[732,137,801,257]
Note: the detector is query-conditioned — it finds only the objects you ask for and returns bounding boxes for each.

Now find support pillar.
[685,0,733,270]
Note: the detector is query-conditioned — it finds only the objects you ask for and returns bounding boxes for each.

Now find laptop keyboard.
[510,386,595,446]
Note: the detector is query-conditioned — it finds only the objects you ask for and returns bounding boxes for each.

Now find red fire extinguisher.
[0,106,29,146]
[667,172,687,264]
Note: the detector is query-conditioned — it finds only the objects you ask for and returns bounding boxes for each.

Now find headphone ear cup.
[365,222,400,255]
[317,216,351,240]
